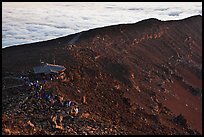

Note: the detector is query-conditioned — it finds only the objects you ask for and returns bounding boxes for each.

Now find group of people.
[21,75,79,116]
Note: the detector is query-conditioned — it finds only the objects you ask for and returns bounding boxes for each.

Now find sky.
[2,2,202,48]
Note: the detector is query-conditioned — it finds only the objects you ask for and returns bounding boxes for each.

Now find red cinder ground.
[2,15,202,135]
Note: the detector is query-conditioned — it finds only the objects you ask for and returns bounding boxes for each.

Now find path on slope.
[68,32,83,45]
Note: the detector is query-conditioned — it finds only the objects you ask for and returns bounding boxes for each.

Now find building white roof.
[33,63,66,74]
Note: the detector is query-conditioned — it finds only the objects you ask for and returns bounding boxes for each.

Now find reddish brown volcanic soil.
[2,15,202,135]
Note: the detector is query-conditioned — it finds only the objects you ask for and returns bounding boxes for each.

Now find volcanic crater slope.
[2,15,202,135]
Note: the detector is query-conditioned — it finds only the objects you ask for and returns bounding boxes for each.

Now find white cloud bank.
[2,2,202,48]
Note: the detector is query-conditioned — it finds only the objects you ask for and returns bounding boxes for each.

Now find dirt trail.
[68,32,83,45]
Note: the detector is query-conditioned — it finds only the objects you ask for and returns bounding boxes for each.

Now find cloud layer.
[2,2,202,48]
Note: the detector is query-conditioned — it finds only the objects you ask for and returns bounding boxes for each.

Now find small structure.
[33,63,66,80]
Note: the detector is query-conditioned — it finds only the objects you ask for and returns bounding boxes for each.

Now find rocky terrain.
[2,15,202,135]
